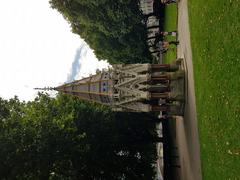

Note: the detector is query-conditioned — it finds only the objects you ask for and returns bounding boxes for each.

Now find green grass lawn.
[188,0,240,179]
[163,4,178,63]
[164,1,240,179]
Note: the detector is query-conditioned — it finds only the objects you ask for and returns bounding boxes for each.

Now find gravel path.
[176,0,202,179]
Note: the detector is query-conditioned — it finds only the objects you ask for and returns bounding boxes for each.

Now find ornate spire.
[33,61,184,114]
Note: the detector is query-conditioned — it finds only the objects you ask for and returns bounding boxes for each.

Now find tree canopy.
[0,94,157,179]
[49,0,152,64]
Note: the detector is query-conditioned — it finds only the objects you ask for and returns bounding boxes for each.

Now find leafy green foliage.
[49,0,152,64]
[0,94,157,179]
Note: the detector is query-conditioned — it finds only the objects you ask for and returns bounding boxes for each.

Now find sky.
[0,0,109,101]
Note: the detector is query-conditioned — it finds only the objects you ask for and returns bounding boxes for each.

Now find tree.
[0,94,157,179]
[49,0,152,64]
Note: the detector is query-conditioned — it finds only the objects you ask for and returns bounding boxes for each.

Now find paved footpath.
[176,0,202,179]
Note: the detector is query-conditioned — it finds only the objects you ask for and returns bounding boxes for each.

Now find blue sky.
[0,0,109,101]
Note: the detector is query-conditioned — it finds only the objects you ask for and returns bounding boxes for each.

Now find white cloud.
[0,0,109,101]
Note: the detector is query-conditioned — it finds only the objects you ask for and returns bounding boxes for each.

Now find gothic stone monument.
[44,60,184,114]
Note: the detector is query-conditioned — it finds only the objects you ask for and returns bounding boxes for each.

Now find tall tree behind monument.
[49,0,152,64]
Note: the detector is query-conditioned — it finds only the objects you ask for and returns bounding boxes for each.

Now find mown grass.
[163,4,178,63]
[188,0,240,179]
